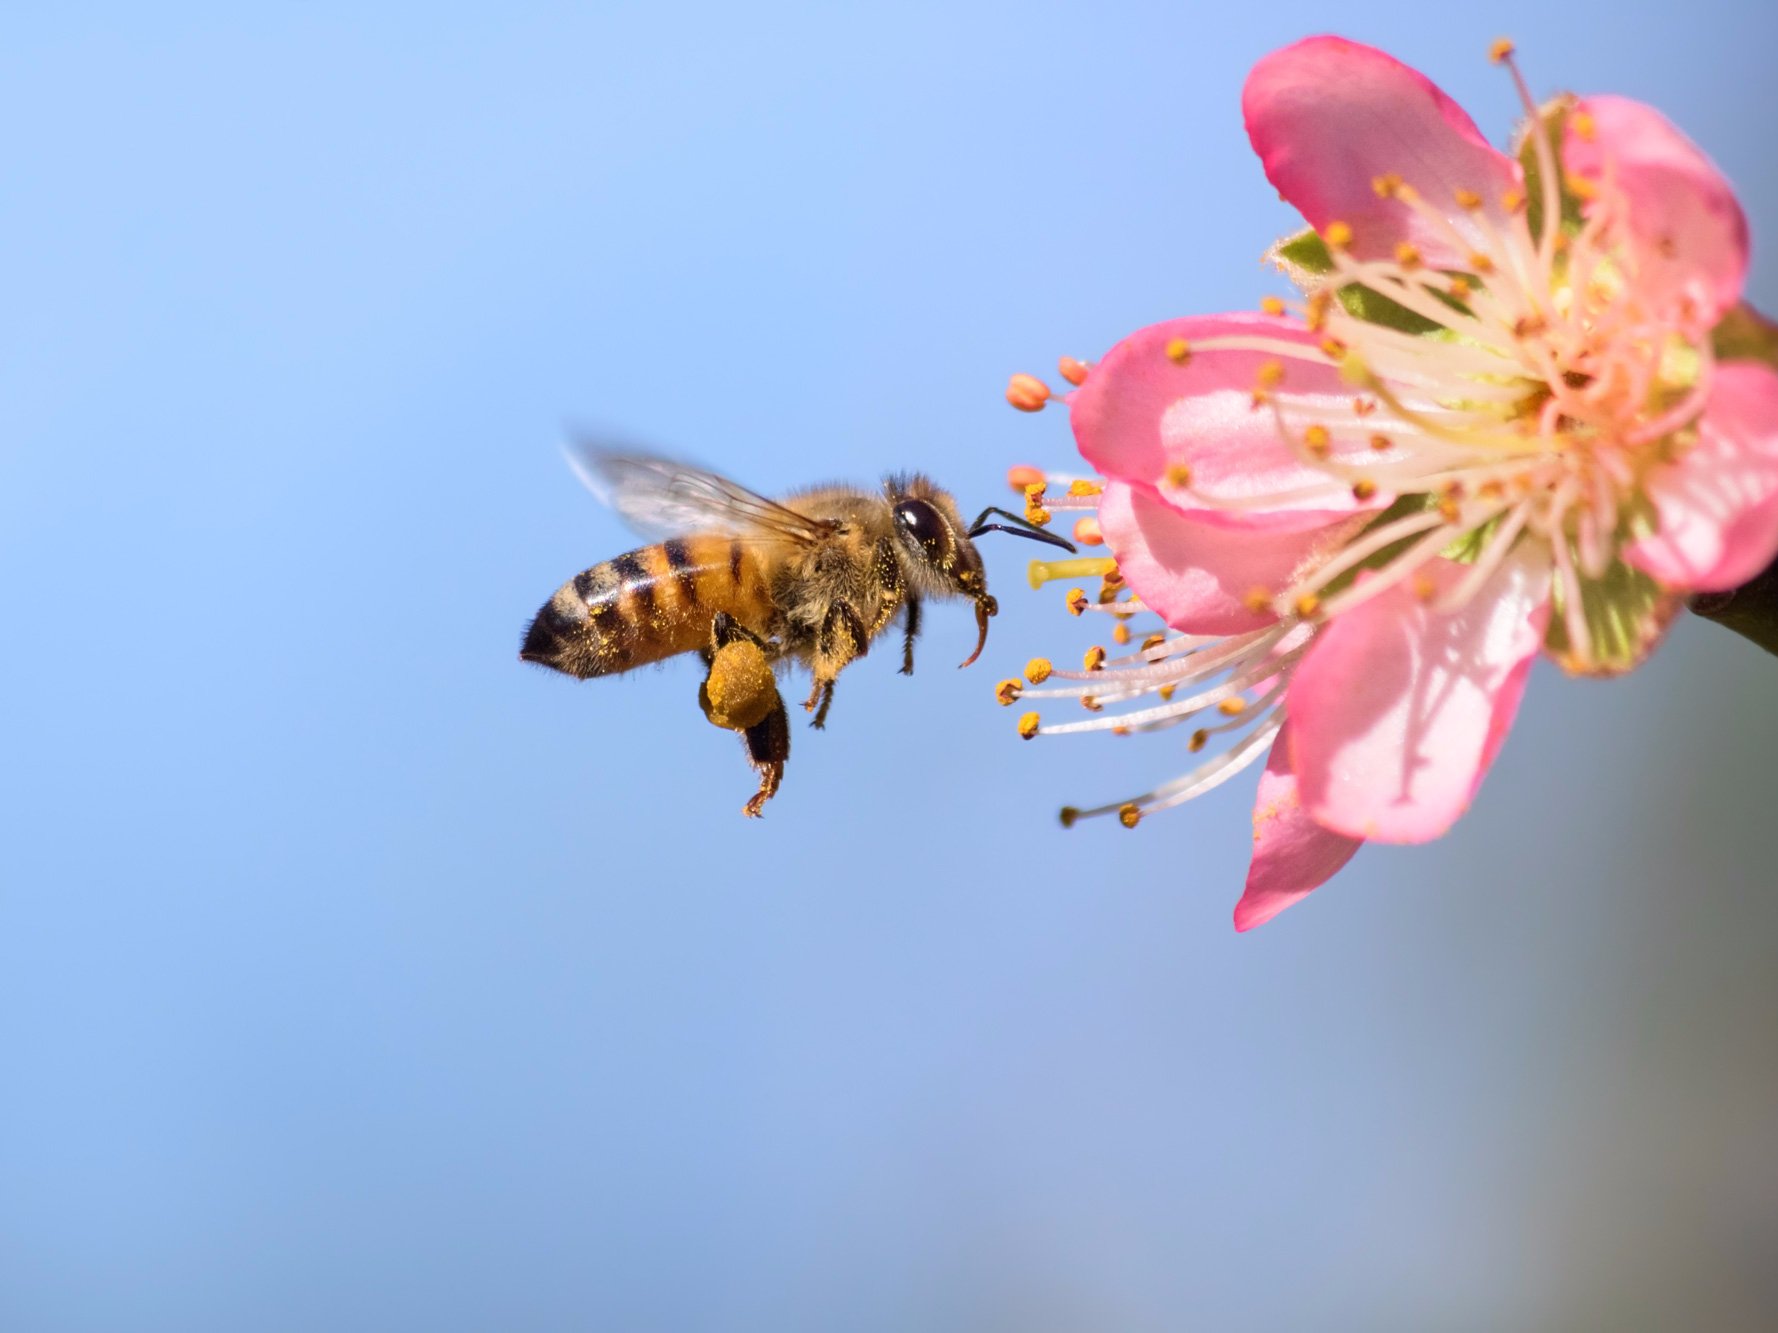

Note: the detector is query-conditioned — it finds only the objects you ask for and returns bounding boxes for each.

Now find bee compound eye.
[894,499,945,552]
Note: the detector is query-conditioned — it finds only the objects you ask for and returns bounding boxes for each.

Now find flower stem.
[1690,554,1778,658]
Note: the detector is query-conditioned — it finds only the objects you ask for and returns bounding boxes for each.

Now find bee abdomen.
[520,537,775,679]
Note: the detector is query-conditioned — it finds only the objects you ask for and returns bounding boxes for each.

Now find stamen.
[1057,356,1090,386]
[994,679,1022,705]
[1006,373,1051,412]
[1072,516,1104,546]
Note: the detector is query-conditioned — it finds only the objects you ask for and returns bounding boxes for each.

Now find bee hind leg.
[699,612,790,817]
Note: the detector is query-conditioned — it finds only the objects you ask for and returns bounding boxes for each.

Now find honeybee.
[520,444,1075,815]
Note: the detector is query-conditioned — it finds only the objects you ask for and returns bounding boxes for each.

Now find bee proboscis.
[520,444,1074,815]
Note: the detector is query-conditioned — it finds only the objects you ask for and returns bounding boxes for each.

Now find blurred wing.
[566,442,833,545]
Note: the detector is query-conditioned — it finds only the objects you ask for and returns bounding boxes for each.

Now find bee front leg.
[699,612,789,817]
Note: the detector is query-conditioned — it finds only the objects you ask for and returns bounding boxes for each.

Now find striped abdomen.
[520,536,776,679]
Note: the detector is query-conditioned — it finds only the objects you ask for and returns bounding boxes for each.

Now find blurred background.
[3,2,1776,1328]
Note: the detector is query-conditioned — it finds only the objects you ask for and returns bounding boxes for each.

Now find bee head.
[886,475,1075,668]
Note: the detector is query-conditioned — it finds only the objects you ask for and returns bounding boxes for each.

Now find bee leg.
[899,595,922,676]
[804,600,869,728]
[698,613,789,815]
[739,693,789,818]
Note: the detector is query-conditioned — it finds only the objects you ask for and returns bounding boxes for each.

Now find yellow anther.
[1393,240,1423,270]
[1111,620,1131,646]
[1188,729,1209,753]
[1448,276,1474,302]
[1260,295,1286,316]
[1080,695,1103,712]
[1512,315,1547,340]
[1083,645,1106,672]
[1437,495,1461,523]
[1371,172,1403,198]
[1319,337,1348,360]
[1256,360,1285,389]
[1369,433,1392,452]
[1293,592,1322,618]
[1303,424,1332,457]
[1024,480,1047,503]
[1117,803,1142,829]
[1164,462,1193,489]
[1067,478,1102,497]
[1468,252,1495,275]
[1501,187,1526,214]
[1007,464,1045,493]
[995,679,1023,706]
[1565,171,1599,202]
[1411,574,1438,602]
[1304,289,1333,331]
[1006,373,1051,412]
[1058,806,1080,829]
[1066,588,1088,615]
[1024,657,1053,684]
[1141,633,1166,652]
[1071,516,1103,546]
[1057,355,1090,386]
[1100,567,1124,590]
[1218,697,1248,717]
[1025,505,1052,527]
[1488,37,1516,64]
[1157,684,1176,702]
[1454,187,1483,211]
[1352,396,1377,418]
[1323,220,1353,250]
[1111,725,1130,737]
[1017,711,1041,739]
[1571,110,1596,142]
[1351,478,1379,501]
[1165,337,1192,365]
[1242,585,1275,613]
[1478,479,1506,501]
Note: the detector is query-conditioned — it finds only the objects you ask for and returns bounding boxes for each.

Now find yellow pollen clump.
[1111,620,1131,646]
[1188,729,1209,753]
[1024,657,1053,684]
[1394,241,1423,270]
[1294,592,1322,618]
[1370,433,1392,452]
[1118,803,1142,829]
[1024,480,1047,504]
[1218,697,1247,716]
[1324,220,1353,250]
[1157,684,1176,702]
[1164,462,1193,489]
[1072,516,1103,546]
[1058,806,1080,829]
[1571,111,1597,142]
[1454,187,1483,211]
[1006,373,1050,412]
[1057,355,1090,386]
[1488,37,1516,63]
[1006,464,1045,493]
[1165,337,1192,365]
[1017,711,1041,739]
[1351,479,1379,501]
[1242,585,1274,613]
[1025,505,1052,526]
[1065,588,1089,616]
[1067,479,1102,497]
[1260,295,1286,316]
[1083,645,1106,672]
[1449,276,1474,302]
[1303,424,1332,457]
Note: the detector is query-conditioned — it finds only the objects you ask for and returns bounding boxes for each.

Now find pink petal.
[1099,481,1361,636]
[1243,36,1520,266]
[1564,96,1749,330]
[1234,722,1363,932]
[1288,548,1551,843]
[1071,313,1394,533]
[1627,362,1778,592]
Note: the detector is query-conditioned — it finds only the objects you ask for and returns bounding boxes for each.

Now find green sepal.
[1266,228,1444,336]
[1516,97,1586,243]
[1544,555,1670,673]
[1712,301,1778,370]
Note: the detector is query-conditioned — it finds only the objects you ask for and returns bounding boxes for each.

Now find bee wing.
[566,441,834,545]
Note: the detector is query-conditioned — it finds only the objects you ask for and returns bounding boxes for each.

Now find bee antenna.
[966,507,1078,554]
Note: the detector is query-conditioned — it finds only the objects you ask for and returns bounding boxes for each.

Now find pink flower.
[1005,37,1778,930]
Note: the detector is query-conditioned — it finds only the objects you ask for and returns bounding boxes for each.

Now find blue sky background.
[3,2,1776,1328]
